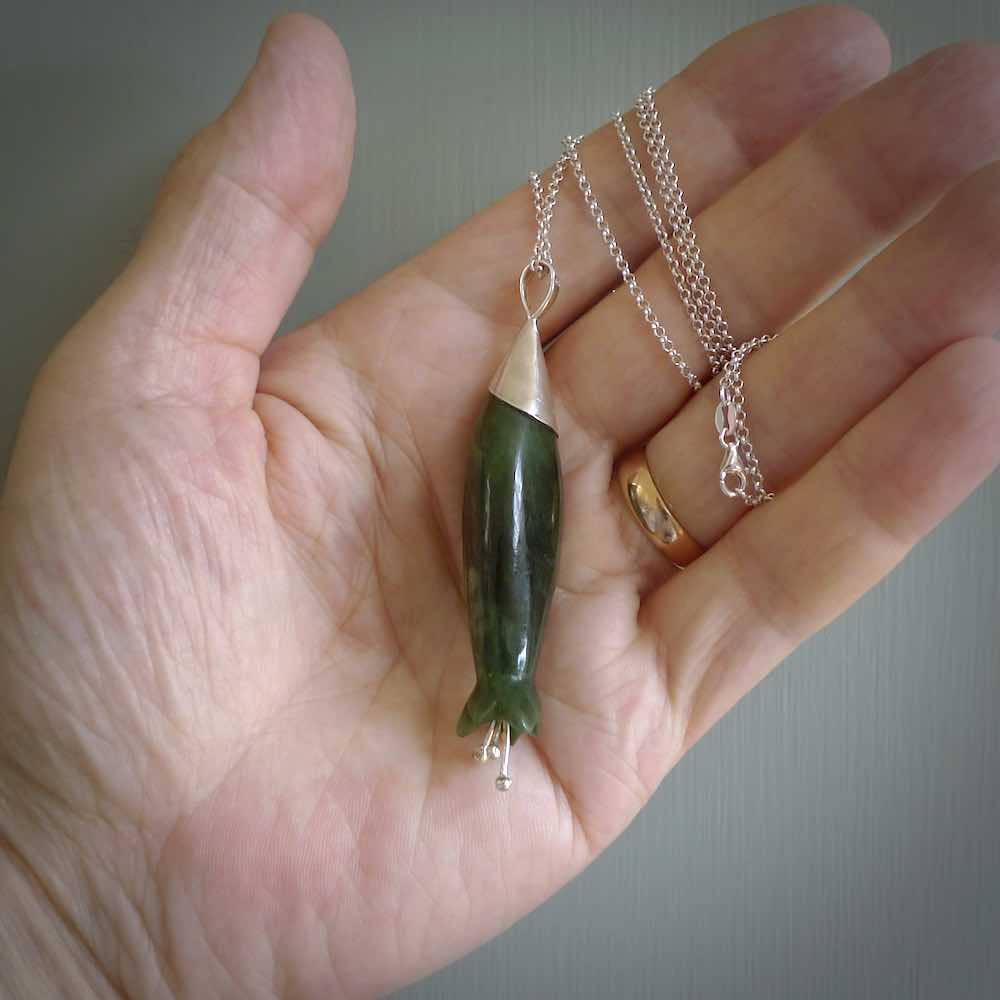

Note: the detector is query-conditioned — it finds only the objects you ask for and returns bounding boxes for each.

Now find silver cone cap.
[488,318,558,433]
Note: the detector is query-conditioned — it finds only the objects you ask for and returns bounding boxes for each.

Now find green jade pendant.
[457,266,562,791]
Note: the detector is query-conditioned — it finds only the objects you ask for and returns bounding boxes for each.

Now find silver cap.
[488,318,558,433]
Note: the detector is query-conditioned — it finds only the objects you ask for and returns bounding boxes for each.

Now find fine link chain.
[627,87,776,506]
[529,141,702,391]
[613,107,729,373]
[527,154,569,274]
[632,93,733,372]
[561,135,703,391]
[526,87,776,506]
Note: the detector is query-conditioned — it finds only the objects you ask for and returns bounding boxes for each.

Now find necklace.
[544,90,775,505]
[458,88,776,790]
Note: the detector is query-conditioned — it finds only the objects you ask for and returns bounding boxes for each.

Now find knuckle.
[931,339,1000,441]
[961,160,1000,213]
[940,162,1000,259]
[921,40,1000,123]
[154,125,217,210]
[909,42,1000,186]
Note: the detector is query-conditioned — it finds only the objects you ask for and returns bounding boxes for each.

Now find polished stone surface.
[458,392,561,743]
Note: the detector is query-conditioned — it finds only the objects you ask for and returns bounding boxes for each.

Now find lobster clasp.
[715,400,748,500]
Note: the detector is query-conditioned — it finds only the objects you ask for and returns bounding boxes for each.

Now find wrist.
[1,834,116,999]
[0,575,176,998]
[0,772,173,1000]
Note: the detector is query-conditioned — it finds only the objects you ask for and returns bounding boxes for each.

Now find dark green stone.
[457,393,561,744]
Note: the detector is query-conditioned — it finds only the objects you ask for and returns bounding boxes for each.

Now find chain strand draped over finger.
[527,89,777,506]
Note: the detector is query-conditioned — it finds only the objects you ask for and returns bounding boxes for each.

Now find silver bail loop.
[519,261,559,321]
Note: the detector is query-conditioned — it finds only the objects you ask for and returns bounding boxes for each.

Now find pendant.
[457,264,562,791]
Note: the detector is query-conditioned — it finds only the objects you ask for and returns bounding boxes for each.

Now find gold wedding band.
[617,449,705,568]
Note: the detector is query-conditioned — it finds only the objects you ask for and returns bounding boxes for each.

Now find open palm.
[2,9,999,999]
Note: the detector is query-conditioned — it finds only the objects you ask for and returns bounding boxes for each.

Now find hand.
[2,9,999,998]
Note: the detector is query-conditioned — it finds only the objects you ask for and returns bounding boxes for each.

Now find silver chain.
[630,90,732,372]
[530,139,702,390]
[527,87,776,507]
[527,154,569,274]
[628,87,775,505]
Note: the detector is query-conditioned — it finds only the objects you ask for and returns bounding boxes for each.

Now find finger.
[408,5,890,335]
[550,41,1000,454]
[643,159,1000,550]
[47,14,355,411]
[641,336,1000,752]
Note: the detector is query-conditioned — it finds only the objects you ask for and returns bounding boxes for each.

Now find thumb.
[44,13,355,412]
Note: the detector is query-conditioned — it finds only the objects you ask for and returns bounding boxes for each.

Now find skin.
[1,6,999,998]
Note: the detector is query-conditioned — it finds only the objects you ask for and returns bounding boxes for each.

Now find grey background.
[2,1,998,998]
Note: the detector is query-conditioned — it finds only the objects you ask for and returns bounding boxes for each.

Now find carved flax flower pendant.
[456,264,562,791]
